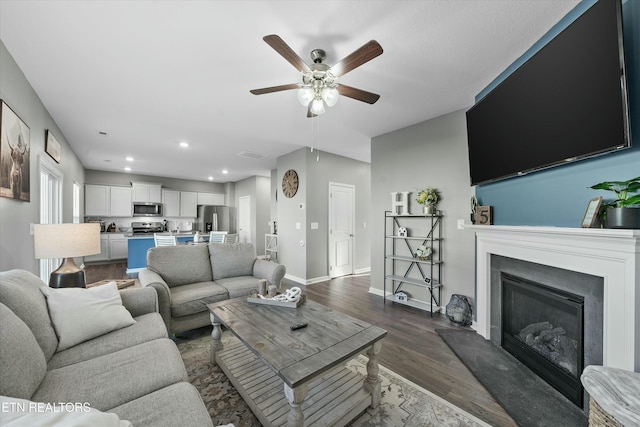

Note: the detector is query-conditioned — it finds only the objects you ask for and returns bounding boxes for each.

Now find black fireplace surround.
[501,273,584,406]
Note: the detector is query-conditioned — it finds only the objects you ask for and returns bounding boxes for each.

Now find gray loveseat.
[0,269,213,427]
[139,242,286,335]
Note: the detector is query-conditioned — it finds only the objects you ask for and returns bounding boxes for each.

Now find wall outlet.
[311,222,318,230]
[296,222,301,230]
[457,219,465,230]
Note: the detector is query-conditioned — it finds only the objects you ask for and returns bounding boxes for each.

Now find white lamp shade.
[322,86,339,107]
[297,87,315,106]
[310,98,326,115]
[34,223,101,259]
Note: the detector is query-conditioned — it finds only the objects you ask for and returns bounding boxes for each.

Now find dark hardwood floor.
[295,274,517,427]
[86,262,515,426]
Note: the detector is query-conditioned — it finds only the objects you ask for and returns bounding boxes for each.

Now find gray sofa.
[0,269,213,427]
[139,242,286,335]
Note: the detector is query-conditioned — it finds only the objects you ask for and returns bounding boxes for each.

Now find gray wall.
[0,40,86,274]
[85,170,227,195]
[277,148,371,283]
[371,110,476,309]
[234,175,271,255]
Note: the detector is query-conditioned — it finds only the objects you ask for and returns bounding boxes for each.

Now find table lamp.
[34,223,101,288]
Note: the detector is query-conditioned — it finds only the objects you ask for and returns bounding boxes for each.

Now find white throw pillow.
[40,282,136,351]
[0,395,133,426]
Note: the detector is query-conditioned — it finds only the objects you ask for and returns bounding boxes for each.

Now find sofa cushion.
[170,281,228,318]
[0,269,59,361]
[109,382,213,427]
[47,313,168,370]
[32,338,188,412]
[214,276,260,299]
[40,282,136,351]
[0,303,47,399]
[147,244,213,288]
[209,243,256,280]
[0,395,133,427]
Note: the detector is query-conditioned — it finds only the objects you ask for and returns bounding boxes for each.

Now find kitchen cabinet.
[197,192,225,206]
[109,233,128,260]
[162,189,181,217]
[162,190,197,217]
[132,182,162,203]
[85,185,132,217]
[85,185,110,216]
[109,186,132,217]
[180,191,197,217]
[84,234,109,262]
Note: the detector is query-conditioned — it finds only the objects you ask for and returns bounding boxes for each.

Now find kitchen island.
[126,233,198,275]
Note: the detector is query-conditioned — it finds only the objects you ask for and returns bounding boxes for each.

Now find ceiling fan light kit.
[251,35,383,117]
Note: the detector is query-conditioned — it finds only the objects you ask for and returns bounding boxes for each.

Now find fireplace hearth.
[501,273,584,406]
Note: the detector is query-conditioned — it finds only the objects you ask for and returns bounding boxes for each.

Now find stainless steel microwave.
[133,202,163,217]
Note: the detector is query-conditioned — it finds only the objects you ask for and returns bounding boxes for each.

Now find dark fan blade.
[330,40,383,77]
[337,84,380,104]
[250,83,299,95]
[263,35,311,74]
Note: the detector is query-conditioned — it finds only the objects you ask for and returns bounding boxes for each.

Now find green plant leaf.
[622,194,640,207]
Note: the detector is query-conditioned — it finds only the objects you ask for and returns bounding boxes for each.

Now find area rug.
[176,327,492,427]
[436,329,588,427]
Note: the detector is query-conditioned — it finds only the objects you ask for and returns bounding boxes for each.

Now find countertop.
[125,232,196,239]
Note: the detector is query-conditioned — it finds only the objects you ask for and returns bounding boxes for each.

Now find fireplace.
[501,273,584,406]
[466,224,640,373]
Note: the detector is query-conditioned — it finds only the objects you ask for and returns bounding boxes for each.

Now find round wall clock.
[282,169,299,198]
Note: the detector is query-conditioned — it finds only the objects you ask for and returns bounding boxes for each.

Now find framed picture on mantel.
[581,196,602,228]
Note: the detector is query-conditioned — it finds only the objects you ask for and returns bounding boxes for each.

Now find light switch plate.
[311,222,318,230]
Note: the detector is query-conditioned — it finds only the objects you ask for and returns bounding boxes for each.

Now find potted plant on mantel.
[589,176,640,229]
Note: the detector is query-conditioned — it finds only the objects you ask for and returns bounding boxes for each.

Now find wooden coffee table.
[207,297,387,427]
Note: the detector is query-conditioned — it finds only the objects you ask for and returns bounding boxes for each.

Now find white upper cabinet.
[197,192,225,206]
[85,185,110,216]
[132,182,162,202]
[162,189,181,217]
[109,186,132,217]
[180,191,197,217]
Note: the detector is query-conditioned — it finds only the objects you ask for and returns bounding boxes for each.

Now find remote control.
[290,322,308,330]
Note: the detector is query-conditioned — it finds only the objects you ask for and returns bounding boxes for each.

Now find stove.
[131,221,164,235]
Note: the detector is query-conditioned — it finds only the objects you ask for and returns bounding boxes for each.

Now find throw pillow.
[40,282,136,351]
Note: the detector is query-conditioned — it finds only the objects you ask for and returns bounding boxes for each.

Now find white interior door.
[238,195,251,244]
[329,183,354,278]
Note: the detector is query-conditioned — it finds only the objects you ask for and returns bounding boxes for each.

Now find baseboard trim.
[355,267,371,274]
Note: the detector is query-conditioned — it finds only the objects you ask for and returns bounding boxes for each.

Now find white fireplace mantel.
[464,224,640,371]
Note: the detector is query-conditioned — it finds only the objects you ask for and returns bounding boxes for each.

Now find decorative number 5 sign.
[476,206,493,225]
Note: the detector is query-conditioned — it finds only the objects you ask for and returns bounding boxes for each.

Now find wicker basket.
[589,397,623,427]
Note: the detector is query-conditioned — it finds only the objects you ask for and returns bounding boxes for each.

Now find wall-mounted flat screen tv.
[466,0,630,186]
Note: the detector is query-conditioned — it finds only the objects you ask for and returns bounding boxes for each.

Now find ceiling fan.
[250,35,383,117]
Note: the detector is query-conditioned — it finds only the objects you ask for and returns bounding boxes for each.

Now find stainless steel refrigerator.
[196,205,233,233]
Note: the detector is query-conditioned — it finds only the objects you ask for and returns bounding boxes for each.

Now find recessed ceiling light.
[124,167,131,172]
[208,176,214,181]
[125,156,134,162]
[179,141,189,148]
[222,169,228,174]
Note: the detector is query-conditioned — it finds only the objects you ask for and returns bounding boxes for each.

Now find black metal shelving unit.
[383,211,442,316]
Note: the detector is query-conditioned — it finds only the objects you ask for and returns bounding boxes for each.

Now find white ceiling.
[0,0,580,183]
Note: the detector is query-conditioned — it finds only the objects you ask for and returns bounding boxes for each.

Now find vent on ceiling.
[238,151,266,159]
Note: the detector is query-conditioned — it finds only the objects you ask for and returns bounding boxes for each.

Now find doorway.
[328,182,354,278]
[39,156,63,282]
[238,195,251,244]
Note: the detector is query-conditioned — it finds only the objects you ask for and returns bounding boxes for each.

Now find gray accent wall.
[0,40,86,273]
[234,175,270,255]
[371,110,477,309]
[277,148,370,283]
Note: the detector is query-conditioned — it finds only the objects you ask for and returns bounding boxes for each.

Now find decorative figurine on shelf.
[397,227,408,237]
[416,187,439,215]
[470,196,478,224]
[414,245,432,261]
